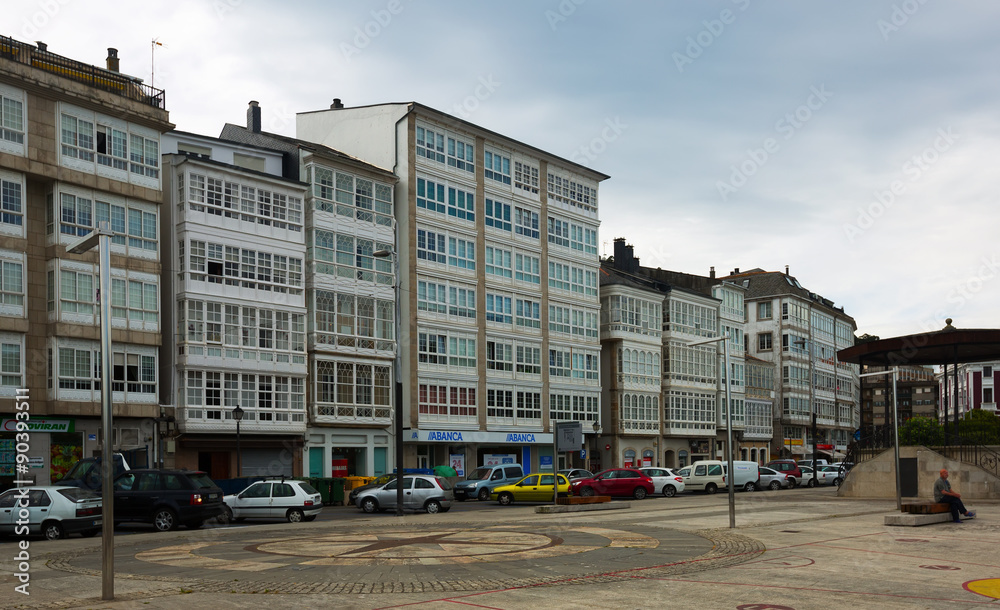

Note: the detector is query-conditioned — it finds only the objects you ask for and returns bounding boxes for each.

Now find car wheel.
[633,487,648,500]
[705,483,718,494]
[807,478,817,488]
[769,480,782,491]
[287,509,305,523]
[744,481,757,492]
[153,508,178,532]
[360,497,379,513]
[304,515,317,522]
[81,529,99,538]
[498,492,514,506]
[788,478,797,488]
[662,485,676,498]
[833,478,842,487]
[478,488,490,501]
[221,506,234,524]
[425,500,442,514]
[43,521,65,541]
[579,486,595,497]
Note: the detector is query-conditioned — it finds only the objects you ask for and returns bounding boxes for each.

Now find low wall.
[838,445,1000,500]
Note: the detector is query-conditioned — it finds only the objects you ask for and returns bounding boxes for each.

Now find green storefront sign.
[1,418,75,433]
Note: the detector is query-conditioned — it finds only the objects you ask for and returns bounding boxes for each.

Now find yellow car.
[490,473,571,505]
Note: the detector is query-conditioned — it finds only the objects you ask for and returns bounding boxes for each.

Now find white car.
[799,466,838,487]
[0,486,102,540]
[223,478,323,523]
[757,466,791,490]
[638,467,686,497]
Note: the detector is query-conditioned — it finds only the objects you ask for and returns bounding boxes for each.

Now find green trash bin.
[330,478,346,506]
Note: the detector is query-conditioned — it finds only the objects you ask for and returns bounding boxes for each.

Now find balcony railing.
[1,36,165,109]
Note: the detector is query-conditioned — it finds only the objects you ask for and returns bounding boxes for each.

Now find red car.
[570,468,655,500]
[766,460,803,487]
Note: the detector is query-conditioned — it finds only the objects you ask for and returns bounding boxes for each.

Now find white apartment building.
[296,101,607,474]
[744,355,775,463]
[1,40,172,485]
[161,131,309,478]
[734,268,859,461]
[220,103,400,479]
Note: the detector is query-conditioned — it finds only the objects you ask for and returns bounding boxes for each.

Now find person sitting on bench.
[934,469,976,523]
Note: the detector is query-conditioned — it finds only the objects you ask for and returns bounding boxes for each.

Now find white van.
[796,459,829,469]
[680,460,760,493]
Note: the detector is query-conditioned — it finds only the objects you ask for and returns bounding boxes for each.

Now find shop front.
[305,428,390,478]
[407,429,554,475]
[1,417,153,491]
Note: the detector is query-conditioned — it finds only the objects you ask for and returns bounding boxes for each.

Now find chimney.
[709,266,716,279]
[247,101,261,133]
[733,267,739,274]
[106,48,119,72]
[612,238,639,273]
[785,265,790,275]
[331,98,344,110]
[36,42,47,52]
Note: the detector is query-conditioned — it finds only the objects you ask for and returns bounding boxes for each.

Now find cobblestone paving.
[40,522,765,601]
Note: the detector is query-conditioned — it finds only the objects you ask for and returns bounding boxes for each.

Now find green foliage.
[958,408,1000,445]
[899,416,944,446]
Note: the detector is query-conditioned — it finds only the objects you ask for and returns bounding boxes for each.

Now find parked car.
[0,486,102,540]
[355,475,453,514]
[557,468,594,481]
[223,478,322,523]
[799,466,838,487]
[491,474,571,505]
[766,460,803,487]
[757,466,791,490]
[56,454,130,491]
[680,460,759,493]
[796,459,830,470]
[113,469,224,531]
[348,473,398,506]
[820,465,847,486]
[453,464,524,501]
[638,467,685,497]
[570,468,655,499]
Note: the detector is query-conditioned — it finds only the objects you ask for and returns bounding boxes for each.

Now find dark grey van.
[453,464,524,501]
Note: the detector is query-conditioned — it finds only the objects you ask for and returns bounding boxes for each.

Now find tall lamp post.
[688,334,735,529]
[374,248,405,516]
[232,405,244,477]
[67,221,115,600]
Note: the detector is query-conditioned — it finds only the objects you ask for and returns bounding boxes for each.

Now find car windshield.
[467,468,492,481]
[57,487,100,501]
[62,460,97,481]
[298,482,319,495]
[435,477,452,490]
[188,473,217,489]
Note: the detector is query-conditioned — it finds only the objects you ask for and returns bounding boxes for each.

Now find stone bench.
[886,501,969,526]
[901,501,950,514]
[557,496,611,505]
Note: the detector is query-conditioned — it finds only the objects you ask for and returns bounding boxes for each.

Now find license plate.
[209,493,219,500]
[93,520,102,527]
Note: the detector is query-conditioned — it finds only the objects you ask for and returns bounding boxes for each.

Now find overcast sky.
[9,1,1000,339]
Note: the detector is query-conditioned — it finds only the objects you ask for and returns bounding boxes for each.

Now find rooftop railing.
[0,36,165,110]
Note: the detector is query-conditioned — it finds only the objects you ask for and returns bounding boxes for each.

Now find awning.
[818,450,847,460]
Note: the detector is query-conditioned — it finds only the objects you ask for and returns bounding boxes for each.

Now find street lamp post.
[232,405,244,477]
[688,334,735,529]
[374,249,404,516]
[67,221,115,600]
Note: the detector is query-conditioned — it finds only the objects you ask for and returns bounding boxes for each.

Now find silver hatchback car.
[355,475,453,514]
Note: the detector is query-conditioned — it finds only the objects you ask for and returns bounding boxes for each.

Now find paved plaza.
[4,488,1000,609]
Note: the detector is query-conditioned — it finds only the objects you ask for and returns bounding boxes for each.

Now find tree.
[958,409,1000,445]
[899,416,944,446]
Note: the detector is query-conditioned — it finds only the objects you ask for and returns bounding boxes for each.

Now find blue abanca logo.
[506,433,536,443]
[427,431,464,441]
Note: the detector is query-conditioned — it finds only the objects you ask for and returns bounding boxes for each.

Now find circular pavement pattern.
[46,523,765,596]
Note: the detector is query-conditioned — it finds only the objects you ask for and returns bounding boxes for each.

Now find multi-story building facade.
[937,361,997,424]
[0,38,172,486]
[220,103,399,478]
[733,267,859,461]
[296,101,607,474]
[160,130,309,478]
[744,355,776,463]
[860,364,938,433]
